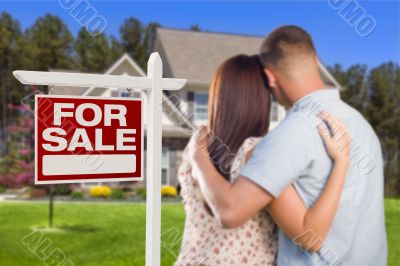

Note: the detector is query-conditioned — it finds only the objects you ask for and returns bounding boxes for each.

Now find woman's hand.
[267,111,353,252]
[188,126,209,161]
[317,111,351,163]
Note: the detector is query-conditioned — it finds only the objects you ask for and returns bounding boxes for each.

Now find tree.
[331,62,400,196]
[74,28,112,72]
[119,18,160,68]
[109,36,124,64]
[143,22,161,55]
[190,24,201,31]
[22,14,74,227]
[0,12,24,157]
[365,62,400,196]
[25,14,74,72]
[120,18,147,67]
[0,103,34,188]
[328,64,368,112]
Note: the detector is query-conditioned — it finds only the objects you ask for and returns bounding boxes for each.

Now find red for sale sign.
[35,95,143,184]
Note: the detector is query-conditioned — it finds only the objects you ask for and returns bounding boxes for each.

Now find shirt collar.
[289,88,340,112]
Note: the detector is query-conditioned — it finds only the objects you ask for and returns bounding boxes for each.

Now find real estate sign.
[35,95,143,184]
[15,53,187,266]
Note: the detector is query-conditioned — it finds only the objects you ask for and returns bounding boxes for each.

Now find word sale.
[42,102,137,152]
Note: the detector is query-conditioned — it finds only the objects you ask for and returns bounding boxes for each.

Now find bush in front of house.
[71,191,84,200]
[30,188,47,198]
[111,188,126,199]
[90,186,112,198]
[53,185,72,195]
[161,186,177,197]
[135,187,146,200]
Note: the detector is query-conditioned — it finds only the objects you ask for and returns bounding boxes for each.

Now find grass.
[0,199,398,266]
[385,198,400,266]
[0,202,184,266]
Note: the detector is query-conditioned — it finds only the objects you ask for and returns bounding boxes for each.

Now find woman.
[175,55,350,266]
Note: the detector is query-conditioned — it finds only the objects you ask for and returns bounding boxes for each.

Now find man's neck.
[285,77,326,107]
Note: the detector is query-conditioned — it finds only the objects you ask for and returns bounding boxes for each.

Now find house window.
[118,89,141,99]
[161,148,170,186]
[194,92,208,121]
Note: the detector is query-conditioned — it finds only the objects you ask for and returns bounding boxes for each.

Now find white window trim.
[194,91,208,122]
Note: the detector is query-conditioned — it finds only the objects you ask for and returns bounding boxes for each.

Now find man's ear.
[264,68,277,88]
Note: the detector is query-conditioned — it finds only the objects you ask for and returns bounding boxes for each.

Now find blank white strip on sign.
[42,154,136,176]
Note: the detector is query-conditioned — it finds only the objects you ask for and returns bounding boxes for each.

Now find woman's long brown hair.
[207,55,271,181]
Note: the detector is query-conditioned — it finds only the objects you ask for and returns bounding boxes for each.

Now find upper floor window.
[194,92,208,121]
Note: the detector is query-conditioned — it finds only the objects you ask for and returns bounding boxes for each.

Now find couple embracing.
[174,26,387,266]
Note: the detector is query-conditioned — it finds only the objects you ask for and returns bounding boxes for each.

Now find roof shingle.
[155,28,264,83]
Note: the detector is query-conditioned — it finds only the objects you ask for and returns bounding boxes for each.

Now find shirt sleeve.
[240,113,316,198]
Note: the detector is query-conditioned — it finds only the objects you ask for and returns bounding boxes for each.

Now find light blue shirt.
[241,89,387,266]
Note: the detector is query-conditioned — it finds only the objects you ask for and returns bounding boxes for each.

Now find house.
[53,28,340,187]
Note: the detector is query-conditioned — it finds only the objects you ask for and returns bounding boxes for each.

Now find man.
[189,26,387,265]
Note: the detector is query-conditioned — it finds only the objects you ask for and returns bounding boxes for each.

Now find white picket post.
[145,53,163,266]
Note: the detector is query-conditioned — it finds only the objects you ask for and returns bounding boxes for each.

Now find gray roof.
[155,28,340,88]
[155,28,263,83]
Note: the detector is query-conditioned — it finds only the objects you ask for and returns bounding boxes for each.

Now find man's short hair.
[260,25,316,68]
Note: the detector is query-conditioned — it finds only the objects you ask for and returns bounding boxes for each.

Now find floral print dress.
[175,137,278,266]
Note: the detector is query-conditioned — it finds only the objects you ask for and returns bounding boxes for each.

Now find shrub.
[71,191,84,200]
[52,185,72,195]
[30,188,47,198]
[121,182,137,192]
[111,188,125,199]
[161,186,177,197]
[0,186,6,193]
[89,186,111,198]
[135,187,146,199]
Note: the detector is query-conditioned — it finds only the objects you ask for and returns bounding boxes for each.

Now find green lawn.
[0,202,185,266]
[385,199,400,266]
[0,199,398,266]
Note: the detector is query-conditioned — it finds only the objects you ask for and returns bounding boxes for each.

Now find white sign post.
[13,52,187,266]
[145,53,162,266]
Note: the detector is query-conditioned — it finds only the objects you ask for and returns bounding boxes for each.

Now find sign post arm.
[145,53,162,266]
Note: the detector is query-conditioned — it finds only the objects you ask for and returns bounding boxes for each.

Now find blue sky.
[1,0,399,68]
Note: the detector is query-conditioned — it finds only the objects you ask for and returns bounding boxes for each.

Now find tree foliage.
[74,28,112,72]
[0,12,24,157]
[119,18,160,68]
[25,14,74,71]
[329,62,400,196]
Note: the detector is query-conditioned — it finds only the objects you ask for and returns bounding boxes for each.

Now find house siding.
[163,137,189,186]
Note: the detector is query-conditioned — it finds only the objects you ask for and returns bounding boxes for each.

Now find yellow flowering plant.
[89,186,112,198]
[161,186,177,197]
